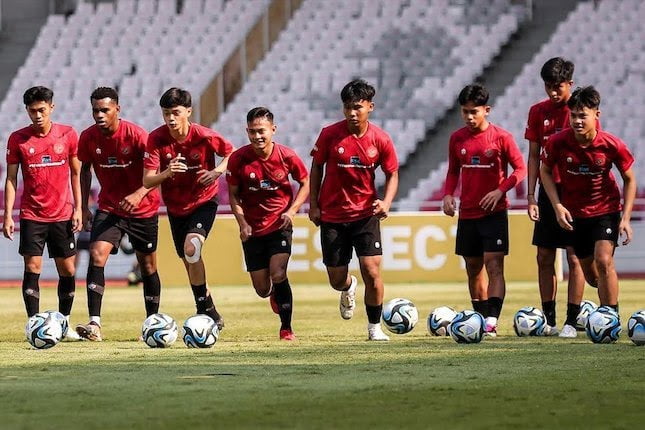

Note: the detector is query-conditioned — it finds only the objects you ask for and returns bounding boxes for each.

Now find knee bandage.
[185,236,203,264]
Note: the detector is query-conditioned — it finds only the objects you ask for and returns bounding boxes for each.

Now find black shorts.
[76,231,91,251]
[532,186,574,249]
[168,200,218,257]
[320,215,382,267]
[19,219,76,258]
[242,228,292,272]
[456,210,509,257]
[90,210,158,254]
[571,212,620,259]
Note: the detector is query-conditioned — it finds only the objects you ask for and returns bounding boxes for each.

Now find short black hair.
[340,79,375,104]
[90,87,119,104]
[23,86,53,106]
[458,84,489,106]
[247,106,274,123]
[160,87,192,108]
[567,86,601,110]
[540,57,574,85]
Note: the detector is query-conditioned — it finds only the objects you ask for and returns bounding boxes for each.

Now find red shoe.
[279,329,296,341]
[270,293,279,314]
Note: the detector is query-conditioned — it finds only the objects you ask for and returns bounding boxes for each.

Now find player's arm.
[281,175,310,229]
[197,154,230,186]
[142,154,187,188]
[373,170,398,219]
[308,161,324,226]
[69,156,82,233]
[228,183,251,241]
[3,164,19,240]
[526,140,540,221]
[80,162,93,230]
[442,138,459,217]
[121,185,157,214]
[540,163,572,231]
[481,136,526,211]
[618,167,636,245]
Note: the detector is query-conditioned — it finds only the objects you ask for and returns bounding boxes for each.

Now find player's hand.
[120,191,144,213]
[240,223,252,242]
[2,217,14,240]
[554,204,573,231]
[280,211,295,229]
[619,218,632,245]
[527,195,539,222]
[71,209,82,233]
[480,189,503,212]
[442,195,456,217]
[309,206,321,226]
[372,199,390,220]
[82,208,93,231]
[168,154,188,177]
[197,169,221,186]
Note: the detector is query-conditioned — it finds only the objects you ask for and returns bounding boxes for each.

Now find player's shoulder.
[52,122,77,138]
[274,142,298,158]
[529,98,552,114]
[319,120,347,137]
[596,130,625,147]
[450,126,470,142]
[148,124,168,142]
[191,122,219,138]
[368,122,393,143]
[120,119,148,135]
[9,125,33,142]
[79,123,99,139]
[229,144,253,161]
[489,123,514,140]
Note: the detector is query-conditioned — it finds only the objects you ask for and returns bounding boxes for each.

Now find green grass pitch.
[0,281,644,429]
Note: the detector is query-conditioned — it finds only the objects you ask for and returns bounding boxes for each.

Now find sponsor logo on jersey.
[470,156,480,165]
[108,157,118,165]
[41,155,51,164]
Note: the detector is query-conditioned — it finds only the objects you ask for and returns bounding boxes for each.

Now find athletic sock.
[273,279,293,330]
[191,283,220,321]
[607,303,619,312]
[366,304,382,324]
[22,271,40,317]
[57,276,75,316]
[488,297,504,319]
[142,271,161,316]
[86,265,105,317]
[565,302,581,327]
[542,300,556,327]
[472,299,489,317]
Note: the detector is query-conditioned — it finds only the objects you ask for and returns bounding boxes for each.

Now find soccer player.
[227,107,309,340]
[309,79,398,341]
[442,84,526,337]
[143,87,233,330]
[2,86,82,340]
[541,86,635,319]
[75,87,161,341]
[525,57,588,337]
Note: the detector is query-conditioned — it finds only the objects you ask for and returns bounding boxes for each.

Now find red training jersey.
[541,129,633,218]
[6,123,78,222]
[444,123,526,219]
[78,120,160,218]
[311,120,398,223]
[144,123,234,217]
[226,143,308,236]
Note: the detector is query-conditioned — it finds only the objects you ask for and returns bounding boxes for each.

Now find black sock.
[565,302,580,327]
[22,272,40,317]
[191,284,220,321]
[57,276,75,316]
[366,304,382,324]
[87,265,105,317]
[488,297,504,318]
[273,279,293,330]
[542,300,556,327]
[142,272,161,316]
[472,299,489,317]
[607,303,619,312]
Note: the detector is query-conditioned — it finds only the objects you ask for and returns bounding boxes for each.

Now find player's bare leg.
[464,256,489,319]
[536,246,558,335]
[22,255,43,317]
[594,240,619,307]
[54,255,81,341]
[359,255,388,341]
[326,265,357,320]
[76,240,112,341]
[136,251,161,317]
[559,248,585,338]
[484,252,506,337]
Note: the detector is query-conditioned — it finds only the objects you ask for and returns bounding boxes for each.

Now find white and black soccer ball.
[381,298,418,334]
[627,310,645,346]
[142,313,178,348]
[449,310,485,344]
[427,306,457,336]
[183,314,219,348]
[576,299,598,331]
[44,310,68,337]
[25,312,63,349]
[586,306,621,344]
[513,307,546,336]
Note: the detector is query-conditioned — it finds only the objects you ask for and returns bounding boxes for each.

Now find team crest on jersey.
[121,146,131,155]
[275,171,285,180]
[367,146,378,158]
[595,157,604,166]
[484,149,494,157]
[460,148,466,155]
[190,150,201,160]
[53,143,65,154]
[338,147,345,154]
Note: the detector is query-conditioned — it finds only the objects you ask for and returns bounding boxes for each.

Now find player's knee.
[139,260,156,276]
[89,248,108,266]
[536,248,555,267]
[254,285,272,298]
[595,254,614,273]
[270,270,287,285]
[25,261,41,273]
[184,236,203,264]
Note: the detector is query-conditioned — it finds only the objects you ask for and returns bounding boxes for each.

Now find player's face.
[26,101,53,129]
[460,102,490,132]
[343,99,373,128]
[162,106,191,131]
[544,80,573,105]
[246,117,276,152]
[569,106,599,138]
[91,98,120,132]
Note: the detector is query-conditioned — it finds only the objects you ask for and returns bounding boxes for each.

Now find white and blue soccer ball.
[427,306,457,336]
[449,310,485,344]
[513,307,546,336]
[586,306,621,344]
[142,313,178,348]
[25,312,63,349]
[183,314,219,348]
[44,310,68,338]
[381,298,418,334]
[576,299,598,331]
[627,310,645,346]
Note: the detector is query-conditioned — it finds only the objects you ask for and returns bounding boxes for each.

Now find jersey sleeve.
[77,130,91,162]
[134,127,149,156]
[379,134,399,174]
[144,134,161,171]
[209,130,234,157]
[524,104,540,142]
[443,134,460,196]
[498,133,527,193]
[541,134,559,169]
[67,128,79,157]
[225,152,241,187]
[311,128,329,164]
[287,150,309,182]
[613,137,635,172]
[6,133,21,165]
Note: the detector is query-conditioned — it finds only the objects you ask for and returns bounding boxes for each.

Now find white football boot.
[367,323,390,341]
[339,275,357,320]
[558,324,577,338]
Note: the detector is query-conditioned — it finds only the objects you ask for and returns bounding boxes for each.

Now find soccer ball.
[513,307,546,336]
[427,306,457,336]
[627,310,645,346]
[381,298,418,334]
[44,310,68,337]
[576,299,598,331]
[449,310,485,344]
[141,313,178,348]
[183,314,219,348]
[25,312,63,349]
[586,306,621,344]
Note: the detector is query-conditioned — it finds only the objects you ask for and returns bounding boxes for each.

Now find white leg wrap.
[184,236,203,264]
